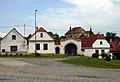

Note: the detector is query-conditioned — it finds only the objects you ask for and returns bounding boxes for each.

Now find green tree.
[105,32,120,41]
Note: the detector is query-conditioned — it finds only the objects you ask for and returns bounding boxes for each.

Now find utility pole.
[24,24,25,37]
[35,10,37,54]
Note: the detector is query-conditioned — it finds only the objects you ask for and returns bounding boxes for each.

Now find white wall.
[29,41,55,53]
[30,32,53,41]
[93,39,110,48]
[1,29,27,52]
[82,39,110,57]
[29,31,55,53]
[83,48,110,57]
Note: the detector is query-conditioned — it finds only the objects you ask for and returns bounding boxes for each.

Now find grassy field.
[0,53,66,58]
[59,56,120,69]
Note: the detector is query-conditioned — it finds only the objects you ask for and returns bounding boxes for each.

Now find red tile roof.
[65,26,86,35]
[96,34,104,39]
[29,27,54,40]
[110,40,120,52]
[111,46,120,52]
[37,27,47,32]
[81,34,105,48]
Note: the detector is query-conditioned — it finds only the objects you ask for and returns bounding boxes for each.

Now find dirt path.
[0,58,119,82]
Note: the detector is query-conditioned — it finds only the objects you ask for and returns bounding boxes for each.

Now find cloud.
[27,0,120,35]
[0,32,6,38]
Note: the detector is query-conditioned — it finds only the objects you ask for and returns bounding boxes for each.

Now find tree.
[60,36,66,39]
[105,32,120,41]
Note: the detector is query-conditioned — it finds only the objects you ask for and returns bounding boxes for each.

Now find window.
[95,50,99,54]
[12,35,16,40]
[2,49,5,52]
[40,33,43,38]
[43,44,48,50]
[101,50,105,54]
[36,44,40,50]
[81,49,85,52]
[10,46,17,51]
[70,35,72,37]
[100,41,103,45]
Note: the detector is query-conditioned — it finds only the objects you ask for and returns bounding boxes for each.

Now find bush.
[40,53,66,58]
[105,54,111,61]
[5,53,8,56]
[101,54,106,59]
[92,53,99,58]
[35,53,40,56]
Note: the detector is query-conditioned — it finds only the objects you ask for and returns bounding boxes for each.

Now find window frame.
[95,50,99,54]
[40,33,43,38]
[10,46,17,52]
[36,44,40,50]
[12,35,16,40]
[2,49,5,52]
[43,44,48,50]
[100,41,103,45]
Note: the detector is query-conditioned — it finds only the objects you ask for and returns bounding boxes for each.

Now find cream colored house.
[0,28,28,54]
[29,27,55,53]
[81,35,110,57]
[0,27,110,57]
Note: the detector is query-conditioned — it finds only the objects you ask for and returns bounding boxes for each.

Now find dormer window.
[40,33,43,38]
[100,41,103,45]
[12,35,16,40]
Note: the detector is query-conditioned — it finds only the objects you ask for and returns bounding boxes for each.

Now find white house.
[0,37,2,53]
[81,35,110,57]
[29,27,55,53]
[0,26,111,57]
[0,28,28,54]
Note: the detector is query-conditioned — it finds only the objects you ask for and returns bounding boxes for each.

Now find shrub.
[5,53,8,56]
[101,54,106,59]
[92,53,99,58]
[35,53,40,56]
[105,54,111,61]
[10,54,13,56]
[20,54,23,56]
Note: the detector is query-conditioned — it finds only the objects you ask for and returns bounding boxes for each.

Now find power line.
[0,25,24,28]
[0,24,120,33]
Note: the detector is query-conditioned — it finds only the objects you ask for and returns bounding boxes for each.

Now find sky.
[0,0,120,37]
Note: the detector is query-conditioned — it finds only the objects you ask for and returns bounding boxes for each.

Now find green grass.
[0,53,66,58]
[59,56,120,69]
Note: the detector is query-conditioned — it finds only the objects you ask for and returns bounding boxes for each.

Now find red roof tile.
[81,34,105,48]
[37,27,47,32]
[65,26,86,35]
[110,40,120,52]
[29,27,54,40]
[96,34,104,39]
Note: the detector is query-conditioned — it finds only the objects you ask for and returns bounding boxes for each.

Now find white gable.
[1,28,27,52]
[93,39,110,48]
[29,32,53,41]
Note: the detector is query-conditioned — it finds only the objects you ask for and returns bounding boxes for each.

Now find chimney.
[110,39,112,43]
[36,27,38,30]
[101,34,104,36]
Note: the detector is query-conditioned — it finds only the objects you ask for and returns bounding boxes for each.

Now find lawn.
[0,53,66,58]
[59,56,120,69]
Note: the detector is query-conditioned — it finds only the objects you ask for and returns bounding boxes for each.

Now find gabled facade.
[0,26,111,58]
[0,37,2,53]
[65,26,87,38]
[0,28,27,53]
[29,27,55,53]
[81,35,110,57]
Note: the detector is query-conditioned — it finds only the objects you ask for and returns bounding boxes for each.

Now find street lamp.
[35,10,37,54]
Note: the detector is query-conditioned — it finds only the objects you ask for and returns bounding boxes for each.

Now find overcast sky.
[0,0,120,37]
